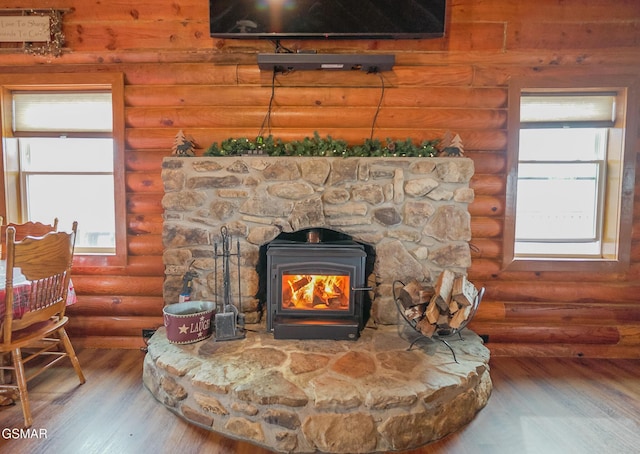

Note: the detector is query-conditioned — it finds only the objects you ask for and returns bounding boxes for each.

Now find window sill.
[503,257,629,273]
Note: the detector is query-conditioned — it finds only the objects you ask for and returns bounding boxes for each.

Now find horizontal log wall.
[1,0,638,356]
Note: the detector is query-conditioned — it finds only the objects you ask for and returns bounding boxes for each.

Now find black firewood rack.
[393,280,485,363]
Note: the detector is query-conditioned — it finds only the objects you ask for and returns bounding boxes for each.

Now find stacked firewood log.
[396,270,479,338]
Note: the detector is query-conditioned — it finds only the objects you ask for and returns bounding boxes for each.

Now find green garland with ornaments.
[173,131,464,158]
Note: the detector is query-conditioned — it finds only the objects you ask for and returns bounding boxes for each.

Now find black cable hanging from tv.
[273,40,294,54]
[257,67,277,139]
[370,73,386,141]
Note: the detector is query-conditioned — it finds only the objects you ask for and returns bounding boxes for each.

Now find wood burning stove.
[266,235,369,340]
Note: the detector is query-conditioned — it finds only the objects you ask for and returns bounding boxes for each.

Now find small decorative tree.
[440,131,464,156]
[172,130,196,157]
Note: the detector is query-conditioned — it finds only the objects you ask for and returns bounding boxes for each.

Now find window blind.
[520,93,616,124]
[12,92,112,133]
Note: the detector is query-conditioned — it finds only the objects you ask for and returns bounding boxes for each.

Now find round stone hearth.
[143,325,491,453]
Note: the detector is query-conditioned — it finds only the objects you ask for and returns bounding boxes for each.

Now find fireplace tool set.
[213,226,245,341]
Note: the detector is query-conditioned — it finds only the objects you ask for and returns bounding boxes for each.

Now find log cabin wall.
[0,0,638,356]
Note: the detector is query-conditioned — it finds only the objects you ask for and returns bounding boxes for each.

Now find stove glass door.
[281,272,350,312]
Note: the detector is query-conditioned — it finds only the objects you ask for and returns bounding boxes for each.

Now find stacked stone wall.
[162,156,474,325]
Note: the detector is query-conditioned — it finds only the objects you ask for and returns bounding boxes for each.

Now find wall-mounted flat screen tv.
[209,1,446,40]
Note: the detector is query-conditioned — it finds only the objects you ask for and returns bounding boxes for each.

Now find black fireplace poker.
[212,226,245,341]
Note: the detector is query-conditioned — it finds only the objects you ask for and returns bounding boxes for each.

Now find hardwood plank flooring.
[1,348,639,454]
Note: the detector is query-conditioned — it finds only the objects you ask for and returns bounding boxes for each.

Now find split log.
[290,276,311,292]
[312,298,327,308]
[416,317,437,338]
[450,305,473,329]
[433,269,456,311]
[312,283,328,306]
[420,288,435,304]
[437,313,451,329]
[397,279,425,309]
[404,303,426,321]
[452,275,478,307]
[281,287,294,307]
[328,297,343,309]
[425,297,441,325]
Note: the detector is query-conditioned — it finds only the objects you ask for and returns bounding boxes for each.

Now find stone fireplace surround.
[149,155,491,453]
[161,155,476,323]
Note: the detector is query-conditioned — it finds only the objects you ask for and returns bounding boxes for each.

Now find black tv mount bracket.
[257,53,395,73]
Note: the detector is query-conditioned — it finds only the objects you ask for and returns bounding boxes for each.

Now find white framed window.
[504,77,637,272]
[13,93,115,254]
[1,73,126,267]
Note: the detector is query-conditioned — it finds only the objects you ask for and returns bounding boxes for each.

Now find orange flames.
[282,274,350,311]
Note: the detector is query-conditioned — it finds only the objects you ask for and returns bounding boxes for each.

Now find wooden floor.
[0,348,639,454]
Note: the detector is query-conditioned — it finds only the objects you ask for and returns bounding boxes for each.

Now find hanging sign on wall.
[0,15,50,42]
[0,9,66,57]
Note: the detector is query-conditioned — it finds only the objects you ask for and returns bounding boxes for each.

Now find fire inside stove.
[282,273,350,311]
